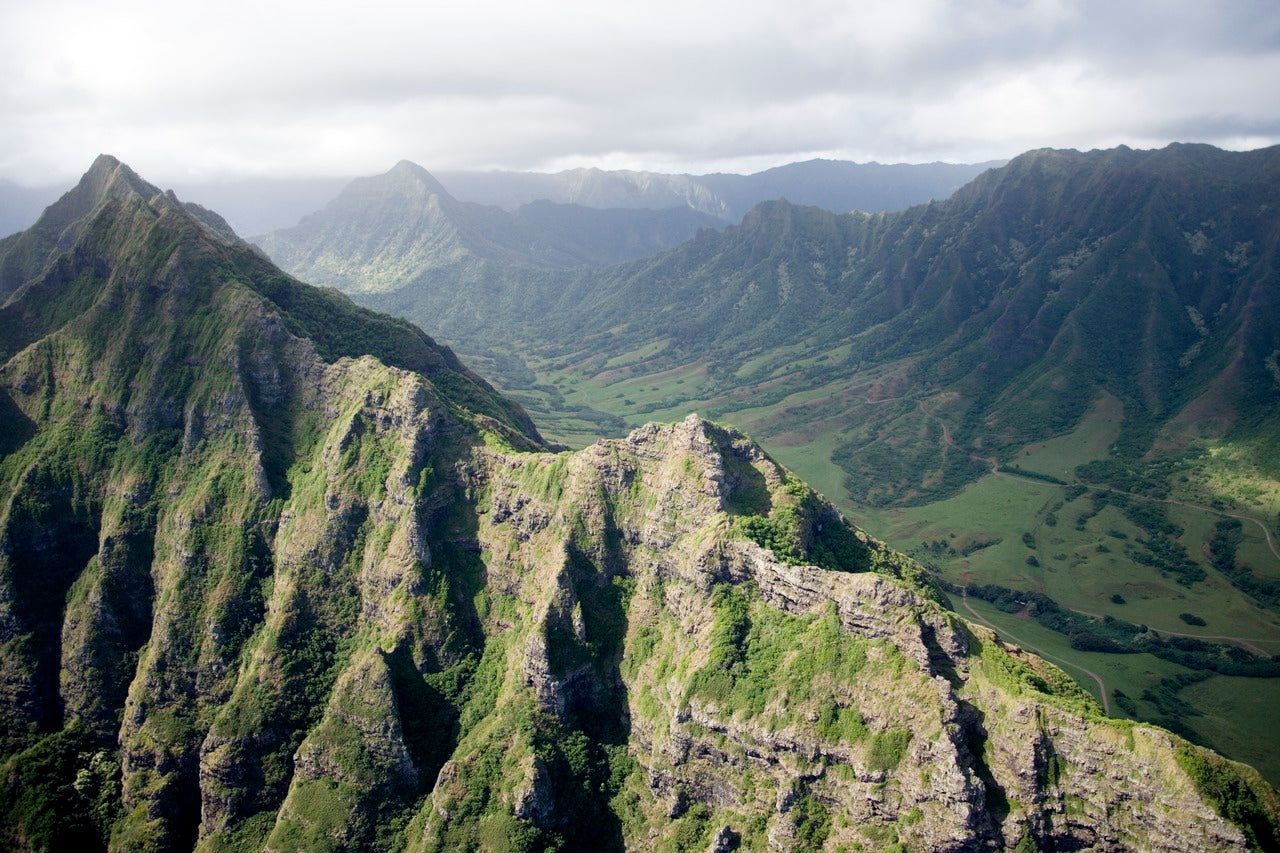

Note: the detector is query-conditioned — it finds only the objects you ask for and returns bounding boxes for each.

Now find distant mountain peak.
[383,159,452,197]
[85,151,122,175]
[1,155,194,299]
[79,153,162,206]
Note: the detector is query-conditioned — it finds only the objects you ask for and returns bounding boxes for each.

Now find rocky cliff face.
[0,159,1276,852]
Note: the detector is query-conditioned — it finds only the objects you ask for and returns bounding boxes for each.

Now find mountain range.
[268,144,1280,505]
[434,158,1002,221]
[255,160,727,290]
[2,156,1276,851]
[1,157,997,244]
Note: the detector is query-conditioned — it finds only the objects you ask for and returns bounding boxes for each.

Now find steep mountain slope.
[616,144,1280,503]
[2,157,1276,852]
[254,160,724,295]
[435,158,999,219]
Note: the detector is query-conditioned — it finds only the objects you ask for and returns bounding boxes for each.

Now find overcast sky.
[3,0,1279,186]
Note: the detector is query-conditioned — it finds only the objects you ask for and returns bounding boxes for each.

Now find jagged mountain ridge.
[0,157,1277,852]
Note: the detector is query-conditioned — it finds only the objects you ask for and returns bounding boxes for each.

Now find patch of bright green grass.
[734,343,808,380]
[761,428,848,508]
[1177,675,1280,791]
[599,338,672,371]
[1188,440,1280,521]
[1012,393,1124,481]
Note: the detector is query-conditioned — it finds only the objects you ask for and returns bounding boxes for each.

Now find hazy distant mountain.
[697,158,1007,220]
[170,175,353,237]
[3,155,1275,852]
[436,167,730,216]
[437,158,1001,219]
[254,160,725,295]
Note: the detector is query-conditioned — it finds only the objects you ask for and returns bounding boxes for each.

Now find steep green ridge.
[2,158,1276,851]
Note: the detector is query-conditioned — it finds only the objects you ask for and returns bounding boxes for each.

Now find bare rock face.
[0,159,1276,852]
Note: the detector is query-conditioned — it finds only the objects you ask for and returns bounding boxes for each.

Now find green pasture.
[1012,392,1125,478]
[816,394,1280,640]
[1177,675,1280,789]
[851,463,1280,644]
[752,426,849,510]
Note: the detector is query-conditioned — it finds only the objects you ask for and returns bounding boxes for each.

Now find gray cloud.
[2,0,1278,185]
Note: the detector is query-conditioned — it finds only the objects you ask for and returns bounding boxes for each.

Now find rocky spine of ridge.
[0,159,1276,852]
